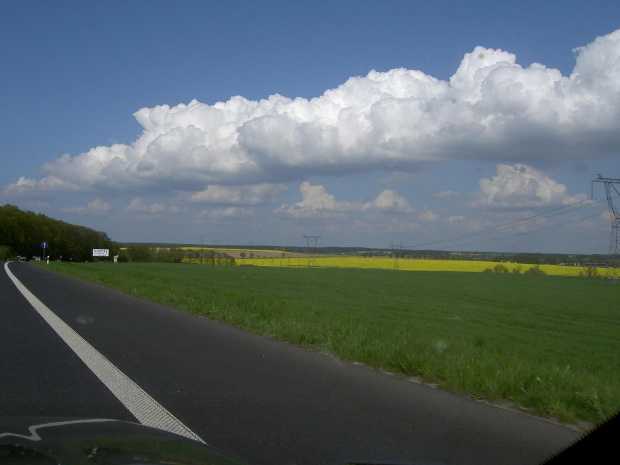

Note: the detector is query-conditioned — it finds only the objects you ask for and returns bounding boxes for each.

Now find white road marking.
[4,263,205,444]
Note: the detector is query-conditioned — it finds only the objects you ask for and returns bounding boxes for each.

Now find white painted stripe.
[4,262,205,444]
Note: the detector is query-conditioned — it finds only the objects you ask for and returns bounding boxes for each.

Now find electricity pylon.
[391,241,402,270]
[302,235,322,268]
[592,175,620,282]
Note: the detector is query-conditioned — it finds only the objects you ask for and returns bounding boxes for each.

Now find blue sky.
[1,0,619,254]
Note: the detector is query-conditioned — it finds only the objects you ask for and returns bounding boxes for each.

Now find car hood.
[0,417,245,464]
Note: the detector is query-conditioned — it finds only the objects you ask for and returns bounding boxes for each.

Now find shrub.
[0,245,14,261]
[493,264,509,273]
[121,245,152,262]
[524,265,546,275]
[578,266,599,278]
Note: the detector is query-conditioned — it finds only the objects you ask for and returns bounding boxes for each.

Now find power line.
[406,198,599,249]
[405,198,605,250]
[434,211,604,250]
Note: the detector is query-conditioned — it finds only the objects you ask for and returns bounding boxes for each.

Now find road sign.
[41,241,48,249]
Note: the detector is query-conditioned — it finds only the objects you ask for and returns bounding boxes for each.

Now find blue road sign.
[41,241,48,248]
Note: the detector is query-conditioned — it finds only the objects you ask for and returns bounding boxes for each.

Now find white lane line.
[4,262,205,444]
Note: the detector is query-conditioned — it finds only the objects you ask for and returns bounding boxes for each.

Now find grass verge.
[37,262,619,428]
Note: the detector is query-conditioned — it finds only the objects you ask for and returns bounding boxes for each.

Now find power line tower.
[591,175,620,282]
[302,235,322,268]
[391,241,402,270]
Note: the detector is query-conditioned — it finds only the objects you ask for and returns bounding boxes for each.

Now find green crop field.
[38,261,619,429]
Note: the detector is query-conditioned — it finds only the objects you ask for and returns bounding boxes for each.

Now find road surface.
[1,262,582,464]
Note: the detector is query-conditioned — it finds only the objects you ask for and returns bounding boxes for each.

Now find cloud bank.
[4,29,619,198]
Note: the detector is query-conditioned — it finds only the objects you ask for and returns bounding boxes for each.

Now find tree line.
[482,263,547,275]
[120,245,235,265]
[0,204,118,262]
[0,205,236,266]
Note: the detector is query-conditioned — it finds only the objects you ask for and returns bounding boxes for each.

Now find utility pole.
[591,175,620,282]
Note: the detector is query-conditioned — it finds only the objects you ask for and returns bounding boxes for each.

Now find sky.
[1,0,619,254]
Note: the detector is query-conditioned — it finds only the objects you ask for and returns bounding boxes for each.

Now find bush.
[152,247,185,263]
[121,245,152,262]
[524,265,546,275]
[578,266,599,278]
[512,265,522,274]
[493,264,509,273]
[0,245,14,261]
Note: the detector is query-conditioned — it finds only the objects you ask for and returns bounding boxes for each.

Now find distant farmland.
[181,249,602,277]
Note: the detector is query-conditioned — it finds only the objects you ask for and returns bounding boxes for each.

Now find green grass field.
[39,261,619,428]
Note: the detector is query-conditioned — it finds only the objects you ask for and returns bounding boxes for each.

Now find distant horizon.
[116,240,612,258]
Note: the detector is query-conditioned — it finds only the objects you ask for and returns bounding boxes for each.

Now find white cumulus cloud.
[472,164,587,208]
[60,198,112,215]
[125,198,182,214]
[275,182,354,219]
[188,183,287,205]
[362,189,415,213]
[276,182,415,218]
[434,190,463,199]
[445,215,466,224]
[87,198,112,215]
[419,209,439,222]
[3,29,620,197]
[197,207,254,220]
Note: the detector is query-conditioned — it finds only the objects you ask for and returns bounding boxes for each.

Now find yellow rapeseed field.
[238,255,596,277]
[139,247,601,277]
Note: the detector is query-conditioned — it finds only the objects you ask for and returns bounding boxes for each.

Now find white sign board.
[93,249,110,257]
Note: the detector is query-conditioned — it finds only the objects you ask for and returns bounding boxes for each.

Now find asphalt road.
[1,262,582,465]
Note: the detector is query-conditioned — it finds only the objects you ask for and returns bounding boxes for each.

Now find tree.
[524,265,546,275]
[152,247,184,263]
[122,245,152,262]
[579,266,599,278]
[493,264,509,273]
